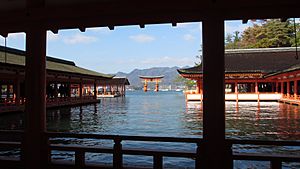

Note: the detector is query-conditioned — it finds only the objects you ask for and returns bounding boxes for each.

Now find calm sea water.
[0,91,300,168]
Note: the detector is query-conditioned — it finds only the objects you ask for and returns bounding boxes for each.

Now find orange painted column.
[255,81,258,93]
[197,80,201,94]
[155,79,159,92]
[143,80,148,92]
[235,81,238,102]
[103,84,106,94]
[255,81,259,102]
[199,80,203,102]
[276,82,279,93]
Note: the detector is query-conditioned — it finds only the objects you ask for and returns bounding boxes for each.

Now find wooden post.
[276,82,279,93]
[79,82,83,98]
[24,26,48,169]
[271,160,282,169]
[197,80,201,94]
[235,81,238,102]
[75,151,85,168]
[287,81,290,98]
[294,80,297,99]
[255,81,259,102]
[103,84,106,95]
[199,80,203,102]
[281,82,284,94]
[153,155,163,169]
[155,80,159,92]
[113,137,123,169]
[144,80,148,92]
[94,82,97,99]
[201,17,231,169]
[14,73,20,105]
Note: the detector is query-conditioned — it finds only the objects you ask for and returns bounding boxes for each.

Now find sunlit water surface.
[0,91,300,168]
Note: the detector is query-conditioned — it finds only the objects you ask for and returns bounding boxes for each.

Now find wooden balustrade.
[0,96,98,113]
[0,130,299,169]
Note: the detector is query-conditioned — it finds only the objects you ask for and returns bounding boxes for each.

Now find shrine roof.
[178,47,300,75]
[0,46,113,79]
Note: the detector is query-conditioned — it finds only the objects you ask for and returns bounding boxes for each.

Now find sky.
[0,20,251,74]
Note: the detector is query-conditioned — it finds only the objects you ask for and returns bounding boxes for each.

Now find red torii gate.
[139,75,164,92]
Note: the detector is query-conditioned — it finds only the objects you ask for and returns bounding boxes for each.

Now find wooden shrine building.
[178,47,300,103]
[139,75,164,92]
[0,46,116,113]
[97,77,130,97]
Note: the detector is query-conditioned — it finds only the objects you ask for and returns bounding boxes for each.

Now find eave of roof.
[178,47,300,75]
[0,46,113,79]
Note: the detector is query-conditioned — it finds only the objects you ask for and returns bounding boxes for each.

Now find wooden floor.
[278,98,300,105]
[0,97,100,114]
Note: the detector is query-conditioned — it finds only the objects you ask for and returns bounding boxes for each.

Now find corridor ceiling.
[0,0,299,33]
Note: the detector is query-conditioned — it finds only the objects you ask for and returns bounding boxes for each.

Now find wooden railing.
[228,139,300,169]
[0,130,300,169]
[0,96,97,113]
[46,132,201,169]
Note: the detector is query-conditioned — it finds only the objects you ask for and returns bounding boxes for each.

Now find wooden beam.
[0,0,300,33]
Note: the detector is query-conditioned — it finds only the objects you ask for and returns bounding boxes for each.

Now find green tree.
[225,19,298,49]
[173,75,196,90]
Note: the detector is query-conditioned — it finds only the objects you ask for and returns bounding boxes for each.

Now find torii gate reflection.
[139,75,164,92]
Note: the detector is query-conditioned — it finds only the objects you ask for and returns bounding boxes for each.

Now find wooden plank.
[233,152,300,162]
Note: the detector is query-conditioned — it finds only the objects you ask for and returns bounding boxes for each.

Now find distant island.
[115,66,188,90]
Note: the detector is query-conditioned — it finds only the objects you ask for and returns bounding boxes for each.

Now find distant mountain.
[115,66,185,88]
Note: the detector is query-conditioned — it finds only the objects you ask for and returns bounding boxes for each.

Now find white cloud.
[63,33,97,44]
[129,34,155,43]
[47,31,59,41]
[183,34,195,41]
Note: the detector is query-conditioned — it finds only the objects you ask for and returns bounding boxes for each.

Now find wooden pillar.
[255,81,258,93]
[201,17,230,169]
[287,81,290,97]
[281,81,284,94]
[54,82,58,98]
[235,81,238,102]
[123,85,126,96]
[155,80,159,92]
[199,80,203,102]
[197,80,201,94]
[144,80,148,92]
[79,82,83,98]
[294,80,297,98]
[24,26,48,169]
[276,82,279,93]
[94,82,97,99]
[255,81,259,102]
[14,73,21,105]
[103,84,106,94]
